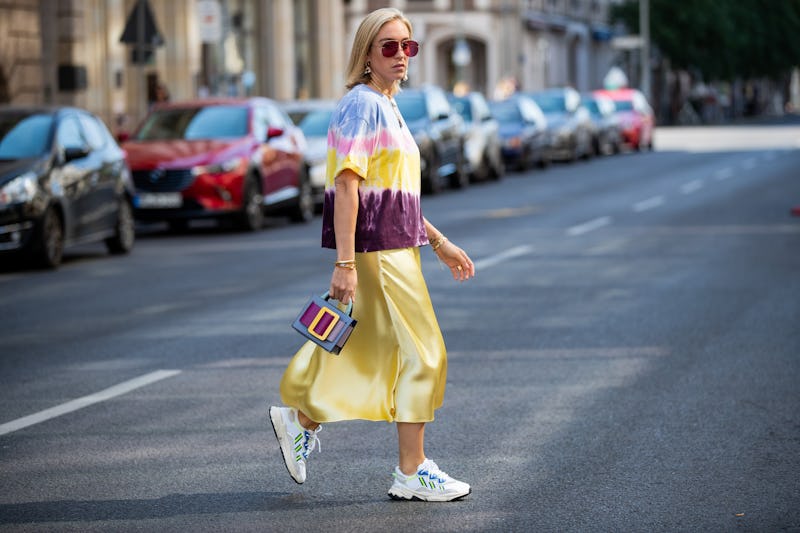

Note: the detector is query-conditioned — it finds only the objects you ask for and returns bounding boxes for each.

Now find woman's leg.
[397,422,426,475]
[298,410,320,431]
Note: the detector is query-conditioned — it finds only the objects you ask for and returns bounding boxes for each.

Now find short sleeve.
[326,101,377,186]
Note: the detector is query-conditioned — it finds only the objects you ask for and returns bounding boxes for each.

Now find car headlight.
[506,137,522,149]
[0,171,38,207]
[192,157,245,176]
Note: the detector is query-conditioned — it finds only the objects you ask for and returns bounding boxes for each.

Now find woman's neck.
[368,78,394,97]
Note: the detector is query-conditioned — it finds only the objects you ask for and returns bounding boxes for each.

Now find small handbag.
[291,291,357,355]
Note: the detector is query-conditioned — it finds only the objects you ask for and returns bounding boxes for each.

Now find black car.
[0,106,135,268]
[394,85,466,194]
[489,95,550,171]
[581,92,622,156]
[525,87,594,162]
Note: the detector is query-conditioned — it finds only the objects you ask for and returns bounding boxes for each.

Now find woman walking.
[270,7,475,502]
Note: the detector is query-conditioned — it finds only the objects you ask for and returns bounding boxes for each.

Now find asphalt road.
[1,120,799,532]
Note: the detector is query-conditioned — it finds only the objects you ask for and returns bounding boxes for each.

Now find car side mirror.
[64,146,90,162]
[266,126,284,140]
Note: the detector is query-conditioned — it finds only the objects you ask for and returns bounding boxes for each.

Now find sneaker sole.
[269,406,304,484]
[387,485,471,502]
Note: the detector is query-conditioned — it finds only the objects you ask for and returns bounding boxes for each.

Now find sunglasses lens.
[381,41,399,57]
[404,41,419,57]
[380,41,419,57]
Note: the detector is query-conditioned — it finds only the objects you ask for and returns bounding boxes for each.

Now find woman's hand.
[435,240,475,281]
[330,267,358,304]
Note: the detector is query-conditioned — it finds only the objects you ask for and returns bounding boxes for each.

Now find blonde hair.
[344,8,413,95]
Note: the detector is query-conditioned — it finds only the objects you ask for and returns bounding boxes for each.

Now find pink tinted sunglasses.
[379,40,419,57]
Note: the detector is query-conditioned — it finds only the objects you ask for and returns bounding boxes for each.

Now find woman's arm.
[423,217,475,281]
[329,169,361,304]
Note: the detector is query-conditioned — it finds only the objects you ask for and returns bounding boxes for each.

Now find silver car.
[281,99,337,211]
[448,91,504,182]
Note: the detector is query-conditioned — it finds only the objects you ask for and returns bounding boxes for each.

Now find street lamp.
[452,37,471,92]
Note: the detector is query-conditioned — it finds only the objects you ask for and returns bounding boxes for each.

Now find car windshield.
[0,113,53,159]
[394,94,427,122]
[583,100,600,115]
[613,100,634,111]
[489,102,521,124]
[530,94,566,113]
[135,105,249,140]
[448,97,472,122]
[299,110,332,138]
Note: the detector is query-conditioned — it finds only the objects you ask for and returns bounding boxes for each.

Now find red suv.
[122,98,312,231]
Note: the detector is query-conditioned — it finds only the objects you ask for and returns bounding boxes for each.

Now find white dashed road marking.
[0,370,182,436]
[567,216,612,236]
[633,195,665,212]
[474,244,534,270]
[681,180,704,194]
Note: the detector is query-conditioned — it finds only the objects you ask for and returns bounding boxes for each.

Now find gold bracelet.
[334,260,356,270]
[430,235,447,252]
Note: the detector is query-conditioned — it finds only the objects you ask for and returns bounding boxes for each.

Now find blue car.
[489,95,549,171]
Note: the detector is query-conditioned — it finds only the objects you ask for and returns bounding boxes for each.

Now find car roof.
[0,105,88,116]
[593,88,639,101]
[150,97,277,111]
[280,99,337,111]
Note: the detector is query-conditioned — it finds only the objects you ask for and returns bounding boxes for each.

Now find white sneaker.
[269,406,321,484]
[387,459,471,502]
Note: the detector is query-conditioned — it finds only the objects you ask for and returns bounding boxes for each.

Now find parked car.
[525,87,594,162]
[0,105,135,268]
[581,92,623,156]
[394,85,467,193]
[447,91,504,182]
[281,99,337,211]
[489,95,549,171]
[122,97,312,231]
[593,88,655,151]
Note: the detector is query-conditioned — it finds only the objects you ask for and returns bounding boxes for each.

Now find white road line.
[713,167,734,181]
[742,157,757,170]
[567,216,611,236]
[0,369,182,436]
[681,180,704,194]
[474,244,534,270]
[633,195,665,212]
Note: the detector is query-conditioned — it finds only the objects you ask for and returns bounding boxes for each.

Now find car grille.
[132,169,195,192]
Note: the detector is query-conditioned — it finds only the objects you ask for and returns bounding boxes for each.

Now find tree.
[610,0,800,82]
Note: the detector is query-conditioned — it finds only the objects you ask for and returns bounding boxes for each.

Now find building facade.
[0,0,616,131]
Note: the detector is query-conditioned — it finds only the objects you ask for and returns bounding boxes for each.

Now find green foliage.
[610,0,800,81]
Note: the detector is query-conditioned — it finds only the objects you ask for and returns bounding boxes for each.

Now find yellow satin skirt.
[280,247,446,423]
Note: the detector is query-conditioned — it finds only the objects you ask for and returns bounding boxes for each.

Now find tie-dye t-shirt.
[321,84,427,252]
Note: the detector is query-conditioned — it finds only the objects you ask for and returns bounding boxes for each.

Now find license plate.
[136,192,182,209]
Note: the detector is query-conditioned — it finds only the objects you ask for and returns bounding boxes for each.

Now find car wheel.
[237,175,265,231]
[422,151,442,195]
[449,150,469,189]
[35,207,64,269]
[537,151,551,169]
[105,199,135,254]
[516,147,530,171]
[489,153,505,180]
[289,167,314,223]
